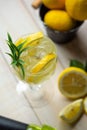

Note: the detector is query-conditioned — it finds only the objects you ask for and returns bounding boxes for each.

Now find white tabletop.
[0,0,87,129]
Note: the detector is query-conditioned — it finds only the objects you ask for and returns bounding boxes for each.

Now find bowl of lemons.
[39,0,87,44]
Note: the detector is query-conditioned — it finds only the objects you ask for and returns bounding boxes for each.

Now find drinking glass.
[10,33,57,107]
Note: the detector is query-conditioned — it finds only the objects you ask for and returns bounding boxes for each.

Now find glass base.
[16,80,55,108]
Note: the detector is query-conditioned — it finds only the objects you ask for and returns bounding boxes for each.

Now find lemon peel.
[31,53,56,74]
[59,99,84,124]
[15,32,44,48]
[42,0,65,9]
[44,10,76,31]
[83,97,87,114]
[66,0,87,21]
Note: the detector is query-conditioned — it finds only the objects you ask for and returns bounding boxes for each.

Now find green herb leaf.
[6,33,27,79]
[70,59,85,70]
[84,61,87,72]
[20,47,28,54]
[18,59,24,64]
[6,53,14,59]
[17,41,26,50]
[7,32,13,43]
[19,63,25,78]
[11,60,18,66]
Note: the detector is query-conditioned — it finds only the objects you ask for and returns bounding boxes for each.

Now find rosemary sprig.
[6,33,27,79]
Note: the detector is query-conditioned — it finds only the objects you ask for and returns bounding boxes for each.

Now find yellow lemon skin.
[58,67,87,99]
[15,32,44,48]
[44,10,76,31]
[31,53,56,74]
[83,97,87,114]
[42,0,65,9]
[66,0,87,21]
[59,99,84,124]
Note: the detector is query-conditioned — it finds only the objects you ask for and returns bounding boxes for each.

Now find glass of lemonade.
[7,32,57,107]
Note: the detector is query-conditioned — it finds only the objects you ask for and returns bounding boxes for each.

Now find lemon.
[58,67,87,99]
[59,99,83,124]
[42,0,65,9]
[44,10,76,31]
[31,53,56,74]
[83,97,87,114]
[15,32,44,48]
[65,0,87,21]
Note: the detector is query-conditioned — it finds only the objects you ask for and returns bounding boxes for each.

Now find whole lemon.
[42,0,65,9]
[44,10,76,31]
[66,0,87,21]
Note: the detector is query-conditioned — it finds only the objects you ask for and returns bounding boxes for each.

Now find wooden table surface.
[0,0,87,129]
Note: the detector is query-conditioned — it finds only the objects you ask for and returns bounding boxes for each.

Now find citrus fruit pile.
[42,0,87,31]
[58,60,87,124]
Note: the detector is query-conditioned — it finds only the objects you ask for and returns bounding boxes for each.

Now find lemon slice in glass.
[58,67,87,99]
[15,32,44,47]
[31,53,56,74]
[59,99,83,124]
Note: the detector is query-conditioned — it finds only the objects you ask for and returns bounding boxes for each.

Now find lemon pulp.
[58,67,87,99]
[59,99,83,124]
